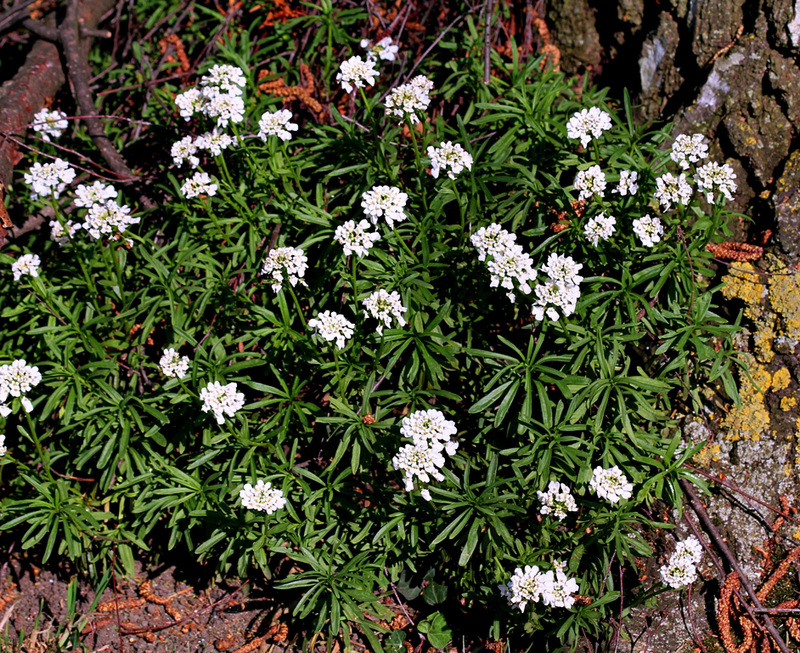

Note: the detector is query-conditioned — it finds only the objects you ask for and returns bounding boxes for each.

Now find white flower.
[336,55,379,93]
[538,567,580,609]
[654,172,692,210]
[0,360,42,409]
[531,280,581,321]
[589,466,633,504]
[362,289,407,335]
[362,36,399,61]
[175,88,205,121]
[171,136,200,168]
[307,311,355,349]
[23,158,76,200]
[202,92,245,128]
[333,219,381,257]
[159,348,190,379]
[500,565,545,613]
[632,214,664,248]
[400,409,458,454]
[31,108,68,142]
[180,171,218,199]
[195,129,234,156]
[49,219,82,246]
[671,133,708,170]
[200,64,247,95]
[583,213,616,246]
[74,181,118,208]
[200,381,245,425]
[361,186,408,228]
[566,107,612,148]
[541,253,583,287]
[392,441,447,494]
[239,480,286,513]
[659,536,703,588]
[11,254,40,281]
[427,141,473,180]
[82,200,139,240]
[257,109,298,142]
[485,243,536,302]
[574,165,606,200]
[470,223,517,262]
[384,76,433,124]
[694,162,737,203]
[615,170,638,196]
[537,480,578,520]
[260,246,308,292]
[0,434,5,457]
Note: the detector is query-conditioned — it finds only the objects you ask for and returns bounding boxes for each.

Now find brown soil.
[1,556,293,653]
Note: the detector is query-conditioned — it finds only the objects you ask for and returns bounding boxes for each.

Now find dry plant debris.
[257,63,323,119]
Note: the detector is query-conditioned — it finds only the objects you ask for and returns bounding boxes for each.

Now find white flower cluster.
[471,223,517,261]
[239,479,286,514]
[654,172,692,210]
[11,254,41,281]
[257,109,298,142]
[566,107,612,148]
[31,108,68,142]
[632,214,664,248]
[471,223,535,303]
[499,562,580,612]
[361,185,408,229]
[159,349,190,379]
[427,141,473,179]
[615,170,639,196]
[362,289,407,334]
[361,36,399,62]
[23,158,76,200]
[400,409,458,454]
[261,246,308,292]
[384,76,433,124]
[336,55,379,93]
[308,311,355,349]
[659,535,703,588]
[334,219,381,257]
[174,64,247,128]
[393,409,458,500]
[670,133,708,170]
[171,136,200,167]
[83,200,140,241]
[49,219,82,246]
[694,162,737,203]
[583,213,616,246]
[589,466,633,504]
[0,434,6,457]
[574,165,606,200]
[200,381,245,425]
[180,171,218,199]
[196,129,234,156]
[0,359,41,415]
[537,480,578,520]
[74,181,117,208]
[532,253,583,322]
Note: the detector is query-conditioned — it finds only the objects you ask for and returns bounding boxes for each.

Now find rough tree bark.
[544,0,800,264]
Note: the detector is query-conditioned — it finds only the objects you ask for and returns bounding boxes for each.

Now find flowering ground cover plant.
[0,6,744,650]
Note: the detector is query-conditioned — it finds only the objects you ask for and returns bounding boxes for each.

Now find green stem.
[332,346,345,397]
[407,123,429,213]
[350,255,359,312]
[288,285,306,329]
[25,411,54,482]
[450,178,466,248]
[216,152,236,191]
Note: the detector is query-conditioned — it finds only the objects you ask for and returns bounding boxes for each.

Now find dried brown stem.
[682,479,792,653]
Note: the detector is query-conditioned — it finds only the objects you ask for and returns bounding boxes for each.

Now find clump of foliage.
[0,2,742,648]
